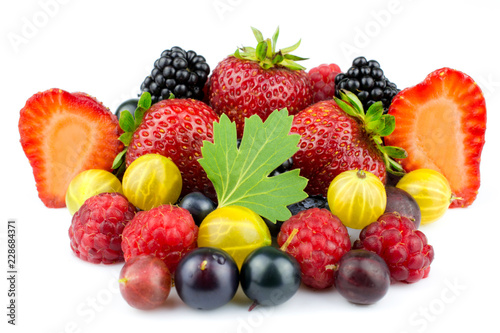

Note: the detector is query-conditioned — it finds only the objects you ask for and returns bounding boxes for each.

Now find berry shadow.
[230,285,254,309]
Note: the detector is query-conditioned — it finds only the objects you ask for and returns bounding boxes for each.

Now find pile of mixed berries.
[18,27,486,310]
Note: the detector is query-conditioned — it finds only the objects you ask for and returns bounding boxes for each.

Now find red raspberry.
[69,192,137,264]
[353,212,435,283]
[308,63,341,103]
[277,208,351,289]
[121,205,198,273]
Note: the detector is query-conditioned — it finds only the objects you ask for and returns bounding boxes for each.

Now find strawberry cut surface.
[19,89,123,208]
[385,68,486,208]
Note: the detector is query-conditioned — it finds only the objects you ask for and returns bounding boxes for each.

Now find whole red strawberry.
[124,98,219,199]
[209,27,313,137]
[291,91,407,197]
[353,212,434,283]
[121,204,198,273]
[277,208,351,289]
[69,192,137,264]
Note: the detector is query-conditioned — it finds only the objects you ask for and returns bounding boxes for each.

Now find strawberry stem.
[356,169,367,179]
[233,27,307,70]
[248,300,259,312]
[280,228,299,252]
[334,90,408,177]
[324,264,338,271]
[112,91,152,175]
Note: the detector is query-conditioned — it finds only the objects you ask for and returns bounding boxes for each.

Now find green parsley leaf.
[199,109,308,223]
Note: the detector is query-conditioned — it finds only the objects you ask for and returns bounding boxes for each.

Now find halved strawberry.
[19,89,123,208]
[385,68,487,208]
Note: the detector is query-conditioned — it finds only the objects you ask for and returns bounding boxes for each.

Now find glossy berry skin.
[240,246,301,306]
[308,63,341,103]
[198,205,271,269]
[396,169,452,225]
[122,154,182,211]
[334,56,399,112]
[119,254,172,310]
[209,56,313,137]
[263,194,331,237]
[115,98,139,119]
[174,247,239,310]
[69,192,137,264]
[327,169,386,230]
[140,47,210,103]
[125,98,219,199]
[287,195,329,216]
[334,249,390,305]
[386,172,403,187]
[178,192,216,226]
[269,157,294,177]
[291,100,386,197]
[65,169,123,215]
[353,212,434,283]
[384,185,421,228]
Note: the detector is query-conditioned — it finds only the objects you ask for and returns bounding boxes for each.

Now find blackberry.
[269,157,294,177]
[265,194,328,238]
[140,46,210,104]
[287,195,329,216]
[334,56,399,113]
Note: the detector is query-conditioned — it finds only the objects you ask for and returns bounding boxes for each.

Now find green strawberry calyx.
[112,92,177,177]
[333,90,407,176]
[111,92,154,177]
[233,27,307,70]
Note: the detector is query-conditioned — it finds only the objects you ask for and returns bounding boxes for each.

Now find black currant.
[178,192,216,226]
[174,247,239,310]
[334,249,390,305]
[115,98,139,119]
[240,246,301,307]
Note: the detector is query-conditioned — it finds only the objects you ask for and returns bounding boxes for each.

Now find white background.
[1,0,499,332]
